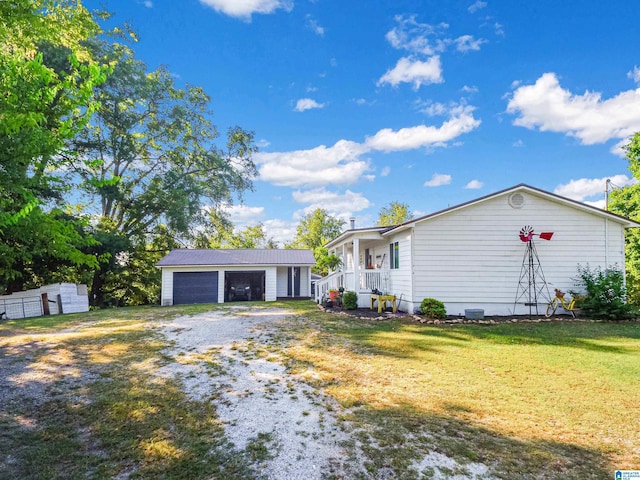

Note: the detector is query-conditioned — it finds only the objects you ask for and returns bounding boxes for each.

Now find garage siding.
[160,265,309,305]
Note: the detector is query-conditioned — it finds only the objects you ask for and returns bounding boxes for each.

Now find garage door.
[173,272,218,305]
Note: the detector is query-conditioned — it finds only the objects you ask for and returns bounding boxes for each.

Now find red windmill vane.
[519,225,554,242]
[514,226,554,317]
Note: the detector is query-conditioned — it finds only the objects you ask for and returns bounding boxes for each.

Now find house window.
[389,242,399,269]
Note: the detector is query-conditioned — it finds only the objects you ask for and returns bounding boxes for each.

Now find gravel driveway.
[157,305,495,480]
[157,306,361,479]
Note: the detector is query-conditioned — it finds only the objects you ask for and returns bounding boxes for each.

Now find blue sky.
[88,0,640,244]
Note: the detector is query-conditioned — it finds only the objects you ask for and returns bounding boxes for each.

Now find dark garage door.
[173,272,218,305]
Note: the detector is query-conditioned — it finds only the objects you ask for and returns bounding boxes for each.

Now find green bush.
[575,264,637,320]
[420,298,446,319]
[342,291,358,310]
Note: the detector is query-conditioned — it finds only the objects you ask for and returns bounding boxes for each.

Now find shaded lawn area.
[279,304,640,479]
[0,304,272,480]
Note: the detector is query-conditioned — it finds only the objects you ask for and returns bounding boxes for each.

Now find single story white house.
[315,184,640,316]
[157,249,316,305]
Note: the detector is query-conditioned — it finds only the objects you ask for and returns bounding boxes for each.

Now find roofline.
[155,248,316,268]
[157,262,315,268]
[324,226,390,249]
[381,183,640,235]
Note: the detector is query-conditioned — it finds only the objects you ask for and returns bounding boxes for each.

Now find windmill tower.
[513,226,554,316]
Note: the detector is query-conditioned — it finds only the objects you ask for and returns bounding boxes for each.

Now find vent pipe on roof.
[349,217,355,229]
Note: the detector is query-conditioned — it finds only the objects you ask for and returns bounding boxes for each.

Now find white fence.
[0,283,89,320]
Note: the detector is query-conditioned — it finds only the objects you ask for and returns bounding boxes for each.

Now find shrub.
[420,298,446,319]
[342,291,358,310]
[574,264,637,320]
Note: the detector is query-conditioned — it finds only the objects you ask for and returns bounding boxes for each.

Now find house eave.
[381,183,640,234]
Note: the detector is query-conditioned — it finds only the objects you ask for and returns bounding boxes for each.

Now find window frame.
[389,241,399,269]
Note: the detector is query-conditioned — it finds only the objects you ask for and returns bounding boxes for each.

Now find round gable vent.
[508,193,525,209]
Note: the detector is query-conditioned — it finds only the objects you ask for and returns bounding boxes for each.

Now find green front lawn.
[277,304,640,478]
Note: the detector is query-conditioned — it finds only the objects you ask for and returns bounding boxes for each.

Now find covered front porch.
[314,226,393,306]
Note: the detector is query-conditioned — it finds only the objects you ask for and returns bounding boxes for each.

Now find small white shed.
[157,249,316,306]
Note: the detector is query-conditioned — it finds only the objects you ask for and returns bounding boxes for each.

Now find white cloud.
[584,199,606,209]
[507,72,640,149]
[553,175,638,201]
[256,138,271,148]
[365,105,480,151]
[256,105,480,188]
[143,1,153,7]
[292,188,371,220]
[465,179,483,189]
[494,22,504,36]
[468,1,487,13]
[380,166,391,177]
[454,35,487,53]
[424,173,452,187]
[377,56,443,89]
[628,66,640,84]
[262,218,297,245]
[222,204,265,225]
[306,15,325,36]
[419,101,448,116]
[198,0,292,19]
[512,139,524,147]
[385,15,449,56]
[294,98,325,112]
[461,85,479,94]
[255,140,370,188]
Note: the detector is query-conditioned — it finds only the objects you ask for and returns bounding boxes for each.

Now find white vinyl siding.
[276,266,312,297]
[386,231,413,302]
[161,265,280,304]
[276,267,289,297]
[410,192,628,315]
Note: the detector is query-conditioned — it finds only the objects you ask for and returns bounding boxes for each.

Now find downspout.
[411,227,416,311]
[604,218,609,267]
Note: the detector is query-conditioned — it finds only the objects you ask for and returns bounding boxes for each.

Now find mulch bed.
[318,304,581,324]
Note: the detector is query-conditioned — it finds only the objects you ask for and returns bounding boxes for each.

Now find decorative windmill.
[513,226,554,316]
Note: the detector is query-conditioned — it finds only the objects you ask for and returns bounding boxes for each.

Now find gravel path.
[157,305,497,480]
[157,306,359,479]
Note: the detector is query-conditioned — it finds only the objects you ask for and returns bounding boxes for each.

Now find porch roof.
[324,226,390,249]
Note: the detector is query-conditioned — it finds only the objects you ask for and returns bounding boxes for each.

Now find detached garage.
[157,249,316,306]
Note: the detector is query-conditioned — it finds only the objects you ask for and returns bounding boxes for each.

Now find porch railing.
[315,269,390,302]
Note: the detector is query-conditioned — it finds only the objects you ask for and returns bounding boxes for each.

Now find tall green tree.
[609,132,640,305]
[288,209,344,275]
[70,41,257,305]
[0,0,108,292]
[377,201,412,226]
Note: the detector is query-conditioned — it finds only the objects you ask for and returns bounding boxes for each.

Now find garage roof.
[157,249,316,267]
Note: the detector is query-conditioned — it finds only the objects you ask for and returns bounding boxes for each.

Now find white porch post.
[353,238,360,292]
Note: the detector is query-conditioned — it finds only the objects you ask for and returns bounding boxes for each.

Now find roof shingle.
[156,249,316,267]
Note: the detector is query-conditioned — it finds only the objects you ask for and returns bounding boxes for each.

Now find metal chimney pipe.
[349,217,355,229]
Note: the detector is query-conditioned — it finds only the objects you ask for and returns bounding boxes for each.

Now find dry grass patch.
[276,305,640,479]
[0,305,270,479]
